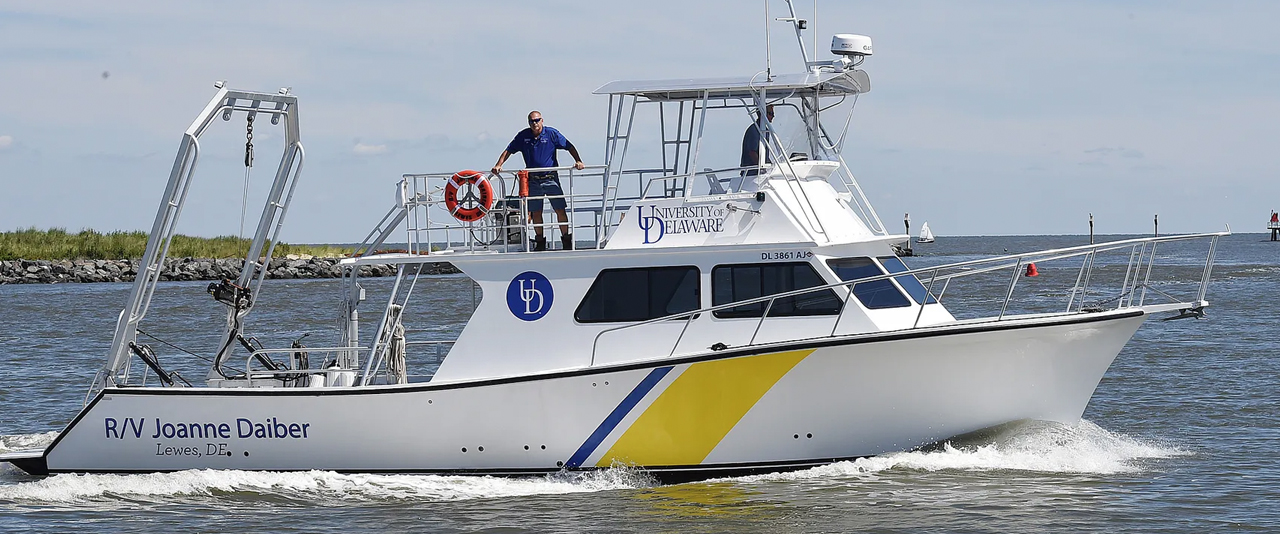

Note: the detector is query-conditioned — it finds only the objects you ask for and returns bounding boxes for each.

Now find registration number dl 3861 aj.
[761,250,814,261]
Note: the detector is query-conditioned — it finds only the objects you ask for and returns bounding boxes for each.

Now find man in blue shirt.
[492,111,585,251]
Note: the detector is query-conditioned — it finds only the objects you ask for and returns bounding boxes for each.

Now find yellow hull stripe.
[596,349,813,467]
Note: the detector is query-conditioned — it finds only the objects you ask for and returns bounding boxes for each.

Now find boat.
[917,222,935,243]
[0,3,1228,482]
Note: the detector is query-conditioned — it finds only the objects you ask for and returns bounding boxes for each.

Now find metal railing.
[357,340,455,386]
[589,231,1227,365]
[636,165,771,199]
[353,158,874,258]
[359,163,771,256]
[240,346,368,387]
[393,165,608,253]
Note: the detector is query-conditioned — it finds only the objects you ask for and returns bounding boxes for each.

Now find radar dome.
[831,34,873,56]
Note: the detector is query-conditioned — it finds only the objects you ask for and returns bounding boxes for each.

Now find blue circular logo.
[506,271,554,321]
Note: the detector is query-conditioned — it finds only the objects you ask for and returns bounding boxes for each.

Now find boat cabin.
[329,68,956,385]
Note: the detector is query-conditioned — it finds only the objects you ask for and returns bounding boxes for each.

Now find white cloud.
[0,135,12,149]
[352,142,388,156]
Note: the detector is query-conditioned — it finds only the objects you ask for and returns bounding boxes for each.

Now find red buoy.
[1025,263,1039,277]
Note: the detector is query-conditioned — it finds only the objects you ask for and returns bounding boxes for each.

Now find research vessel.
[1,3,1225,481]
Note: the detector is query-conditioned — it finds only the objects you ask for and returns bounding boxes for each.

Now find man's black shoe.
[534,236,547,251]
[561,234,574,251]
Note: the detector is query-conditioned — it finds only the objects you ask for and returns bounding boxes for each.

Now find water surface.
[1,234,1276,532]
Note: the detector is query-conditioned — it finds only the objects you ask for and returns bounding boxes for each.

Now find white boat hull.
[28,310,1145,480]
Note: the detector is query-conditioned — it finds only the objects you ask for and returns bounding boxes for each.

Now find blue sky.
[1,1,1277,241]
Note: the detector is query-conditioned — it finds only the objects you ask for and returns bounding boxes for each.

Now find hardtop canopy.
[593,70,870,101]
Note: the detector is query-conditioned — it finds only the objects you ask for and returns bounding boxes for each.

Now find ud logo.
[637,205,665,244]
[506,271,554,321]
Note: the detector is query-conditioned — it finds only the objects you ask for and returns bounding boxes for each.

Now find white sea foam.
[740,419,1184,483]
[0,466,653,504]
[0,421,1178,503]
[0,432,58,453]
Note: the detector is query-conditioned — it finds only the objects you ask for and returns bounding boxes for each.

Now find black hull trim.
[3,455,49,476]
[31,456,864,484]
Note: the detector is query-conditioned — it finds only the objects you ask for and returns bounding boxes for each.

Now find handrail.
[915,230,1229,277]
[405,164,606,182]
[396,165,609,254]
[396,162,831,255]
[589,231,1228,366]
[637,165,759,198]
[242,346,369,386]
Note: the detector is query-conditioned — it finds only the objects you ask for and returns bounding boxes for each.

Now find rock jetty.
[0,256,459,285]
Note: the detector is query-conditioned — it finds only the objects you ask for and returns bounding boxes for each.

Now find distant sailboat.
[918,221,935,243]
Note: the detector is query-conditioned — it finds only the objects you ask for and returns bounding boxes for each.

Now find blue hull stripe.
[565,366,673,468]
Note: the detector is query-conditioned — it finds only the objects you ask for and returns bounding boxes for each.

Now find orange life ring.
[444,170,495,223]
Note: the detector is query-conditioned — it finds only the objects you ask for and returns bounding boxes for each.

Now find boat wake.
[739,419,1184,483]
[1,420,1179,504]
[0,455,654,504]
[0,432,57,454]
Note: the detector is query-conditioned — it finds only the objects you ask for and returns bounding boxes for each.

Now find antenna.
[764,0,772,80]
[778,0,811,65]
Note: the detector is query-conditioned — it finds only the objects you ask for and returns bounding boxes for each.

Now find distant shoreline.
[0,257,459,285]
[0,228,354,263]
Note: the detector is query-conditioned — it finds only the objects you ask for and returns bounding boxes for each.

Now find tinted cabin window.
[826,258,911,309]
[575,267,700,323]
[877,256,937,304]
[711,262,842,318]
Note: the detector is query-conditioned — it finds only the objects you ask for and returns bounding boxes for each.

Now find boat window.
[826,258,912,309]
[877,256,938,304]
[711,262,842,318]
[575,266,701,323]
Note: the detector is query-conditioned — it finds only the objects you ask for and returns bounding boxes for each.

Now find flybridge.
[357,54,884,258]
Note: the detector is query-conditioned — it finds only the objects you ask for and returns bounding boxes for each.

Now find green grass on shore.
[0,228,353,261]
